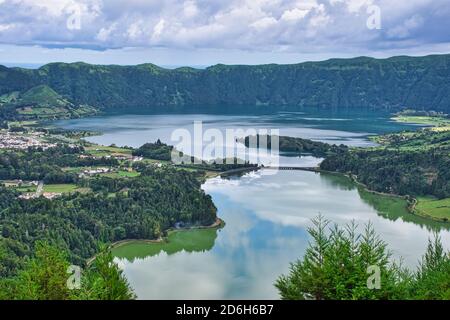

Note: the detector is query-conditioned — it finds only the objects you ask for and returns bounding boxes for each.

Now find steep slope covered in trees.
[1,54,450,114]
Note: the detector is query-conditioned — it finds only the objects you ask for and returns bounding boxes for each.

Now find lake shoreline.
[112,217,224,249]
[53,110,449,299]
[222,166,443,224]
[329,170,448,223]
[86,217,225,265]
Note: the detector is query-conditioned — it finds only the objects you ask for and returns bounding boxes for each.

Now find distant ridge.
[1,54,449,112]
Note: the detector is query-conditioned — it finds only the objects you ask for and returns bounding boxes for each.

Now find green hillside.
[19,85,68,107]
[1,54,450,115]
[0,84,98,120]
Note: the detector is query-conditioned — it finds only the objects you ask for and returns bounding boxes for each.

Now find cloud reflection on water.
[117,169,450,299]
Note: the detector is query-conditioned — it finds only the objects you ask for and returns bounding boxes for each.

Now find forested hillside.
[1,54,450,114]
[320,130,450,200]
[0,144,217,278]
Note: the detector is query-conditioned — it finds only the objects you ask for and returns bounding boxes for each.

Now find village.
[0,130,57,150]
[0,127,166,202]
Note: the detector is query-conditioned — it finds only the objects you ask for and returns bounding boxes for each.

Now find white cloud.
[96,23,117,42]
[281,8,309,21]
[387,14,424,39]
[183,0,199,18]
[0,0,449,60]
[20,0,75,16]
[346,0,374,13]
[152,19,165,39]
[0,23,13,32]
[250,16,278,29]
[127,21,144,40]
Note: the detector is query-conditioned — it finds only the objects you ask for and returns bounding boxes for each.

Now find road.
[35,181,44,197]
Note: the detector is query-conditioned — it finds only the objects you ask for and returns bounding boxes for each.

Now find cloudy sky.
[0,0,449,67]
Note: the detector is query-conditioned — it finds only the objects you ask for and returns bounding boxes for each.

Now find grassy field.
[415,197,450,222]
[371,127,450,152]
[16,186,38,193]
[18,106,68,116]
[43,184,78,193]
[13,183,81,194]
[431,126,450,132]
[6,120,39,127]
[103,170,141,178]
[85,145,133,157]
[392,115,450,132]
[61,166,86,173]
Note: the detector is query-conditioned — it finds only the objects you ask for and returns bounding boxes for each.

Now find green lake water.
[112,228,219,261]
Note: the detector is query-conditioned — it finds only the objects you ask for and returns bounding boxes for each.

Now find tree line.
[0,145,118,183]
[0,242,134,300]
[244,134,349,158]
[0,165,216,277]
[321,145,450,199]
[276,216,450,300]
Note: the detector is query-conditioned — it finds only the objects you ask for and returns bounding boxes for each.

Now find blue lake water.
[55,108,417,149]
[55,108,450,299]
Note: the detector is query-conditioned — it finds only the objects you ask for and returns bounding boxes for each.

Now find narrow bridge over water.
[219,166,322,175]
[177,165,322,176]
[262,166,320,172]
